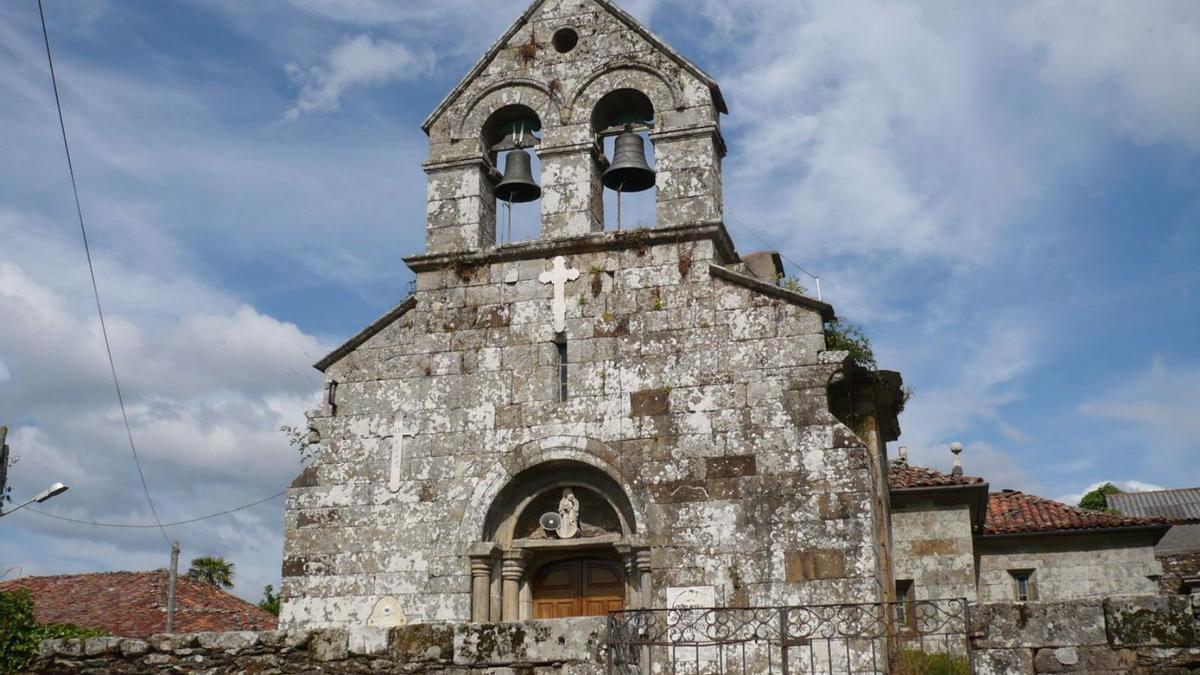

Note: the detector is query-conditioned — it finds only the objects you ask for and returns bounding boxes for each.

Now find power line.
[25,491,287,529]
[725,211,824,298]
[37,0,169,545]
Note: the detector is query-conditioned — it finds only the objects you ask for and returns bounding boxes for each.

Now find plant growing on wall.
[825,319,877,371]
[1,588,104,673]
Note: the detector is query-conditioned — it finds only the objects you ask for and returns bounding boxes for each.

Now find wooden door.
[532,558,624,619]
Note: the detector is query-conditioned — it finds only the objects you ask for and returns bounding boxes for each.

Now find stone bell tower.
[420,0,727,251]
[282,0,898,630]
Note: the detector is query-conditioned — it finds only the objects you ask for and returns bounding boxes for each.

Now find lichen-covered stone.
[1105,595,1197,647]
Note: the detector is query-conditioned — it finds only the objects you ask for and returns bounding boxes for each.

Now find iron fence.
[606,599,971,674]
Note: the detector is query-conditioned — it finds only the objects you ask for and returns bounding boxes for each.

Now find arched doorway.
[469,459,651,622]
[532,557,625,619]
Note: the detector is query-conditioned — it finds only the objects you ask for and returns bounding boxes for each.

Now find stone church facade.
[280,0,903,629]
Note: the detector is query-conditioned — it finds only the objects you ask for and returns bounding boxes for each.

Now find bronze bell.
[602,131,656,193]
[494,149,541,203]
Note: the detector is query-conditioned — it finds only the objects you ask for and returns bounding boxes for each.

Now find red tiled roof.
[0,570,277,638]
[888,463,985,489]
[985,490,1169,535]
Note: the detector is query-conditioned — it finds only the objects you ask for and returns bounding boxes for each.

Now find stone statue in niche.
[557,488,580,539]
[527,488,613,540]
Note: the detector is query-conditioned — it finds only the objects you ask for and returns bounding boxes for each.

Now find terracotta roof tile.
[888,463,985,489]
[0,570,277,638]
[985,490,1168,535]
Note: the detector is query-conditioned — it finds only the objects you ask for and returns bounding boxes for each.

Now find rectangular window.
[1010,570,1037,602]
[556,340,569,402]
[895,580,913,625]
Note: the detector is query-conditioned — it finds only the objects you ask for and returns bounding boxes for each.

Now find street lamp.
[1,482,69,518]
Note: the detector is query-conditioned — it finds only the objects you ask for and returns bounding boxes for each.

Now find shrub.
[1,588,105,673]
[894,649,970,675]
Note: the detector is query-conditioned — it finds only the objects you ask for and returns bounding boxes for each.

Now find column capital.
[634,547,653,570]
[500,550,528,581]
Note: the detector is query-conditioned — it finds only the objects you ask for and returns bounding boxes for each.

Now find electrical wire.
[37,0,170,545]
[725,211,822,281]
[25,491,287,529]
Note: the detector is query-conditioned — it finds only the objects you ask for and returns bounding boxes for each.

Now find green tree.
[1,588,104,674]
[186,556,235,589]
[258,585,281,616]
[1078,483,1122,512]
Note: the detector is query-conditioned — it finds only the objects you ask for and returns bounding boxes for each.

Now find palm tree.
[186,556,235,589]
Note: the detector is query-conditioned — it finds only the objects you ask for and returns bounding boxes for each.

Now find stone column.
[423,158,498,254]
[539,133,605,239]
[650,126,725,228]
[501,551,528,621]
[468,542,499,622]
[635,548,654,609]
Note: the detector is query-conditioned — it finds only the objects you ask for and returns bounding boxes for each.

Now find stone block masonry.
[26,618,607,674]
[971,595,1200,674]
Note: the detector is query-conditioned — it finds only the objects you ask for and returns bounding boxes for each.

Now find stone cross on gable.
[539,256,579,333]
[387,418,416,494]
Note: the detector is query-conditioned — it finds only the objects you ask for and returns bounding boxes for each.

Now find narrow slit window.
[327,380,339,416]
[895,580,913,625]
[556,340,569,402]
[1010,570,1036,601]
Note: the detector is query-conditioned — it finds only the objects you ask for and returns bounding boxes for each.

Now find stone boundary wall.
[972,595,1200,673]
[25,617,606,674]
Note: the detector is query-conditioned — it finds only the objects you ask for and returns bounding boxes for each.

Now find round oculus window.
[552,27,579,53]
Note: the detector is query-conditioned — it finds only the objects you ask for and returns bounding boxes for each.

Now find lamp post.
[1,482,69,518]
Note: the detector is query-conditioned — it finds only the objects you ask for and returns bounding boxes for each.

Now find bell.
[494,149,541,203]
[602,131,656,193]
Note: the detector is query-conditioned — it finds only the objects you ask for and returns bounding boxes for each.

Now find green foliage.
[1,588,104,674]
[779,276,808,295]
[894,649,970,675]
[258,585,281,616]
[825,320,877,371]
[1079,483,1123,512]
[187,556,235,589]
[280,424,318,464]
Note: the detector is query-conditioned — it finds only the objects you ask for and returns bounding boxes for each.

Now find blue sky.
[1,0,1197,602]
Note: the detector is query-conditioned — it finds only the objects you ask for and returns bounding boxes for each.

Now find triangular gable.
[314,296,417,372]
[421,0,727,134]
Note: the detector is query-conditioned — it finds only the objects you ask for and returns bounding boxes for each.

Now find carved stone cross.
[388,418,415,494]
[539,256,579,333]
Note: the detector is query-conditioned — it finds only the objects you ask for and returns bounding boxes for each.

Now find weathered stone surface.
[971,601,1109,649]
[1033,645,1137,672]
[784,549,847,582]
[1105,595,1197,647]
[28,623,606,674]
[974,647,1035,675]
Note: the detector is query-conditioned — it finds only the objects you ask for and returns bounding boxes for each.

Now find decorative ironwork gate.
[606,599,972,674]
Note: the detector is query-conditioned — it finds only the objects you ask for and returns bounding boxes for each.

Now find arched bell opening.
[483,104,544,244]
[592,89,657,231]
[469,459,650,622]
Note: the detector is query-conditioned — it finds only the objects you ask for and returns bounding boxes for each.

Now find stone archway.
[467,457,650,622]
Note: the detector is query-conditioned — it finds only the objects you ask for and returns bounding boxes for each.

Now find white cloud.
[0,203,325,600]
[1006,0,1200,150]
[286,34,432,120]
[1057,479,1168,509]
[1079,355,1200,479]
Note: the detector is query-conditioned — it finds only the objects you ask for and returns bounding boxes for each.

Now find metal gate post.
[780,607,790,675]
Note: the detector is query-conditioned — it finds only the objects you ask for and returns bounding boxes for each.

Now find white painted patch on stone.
[367,596,407,628]
[539,256,579,333]
[388,418,415,494]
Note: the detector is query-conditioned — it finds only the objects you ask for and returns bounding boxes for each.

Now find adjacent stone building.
[280,0,902,629]
[1110,487,1200,595]
[889,459,1170,604]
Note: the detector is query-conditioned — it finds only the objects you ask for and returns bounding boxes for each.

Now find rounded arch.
[454,80,563,142]
[483,460,636,546]
[455,437,647,552]
[568,63,681,125]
